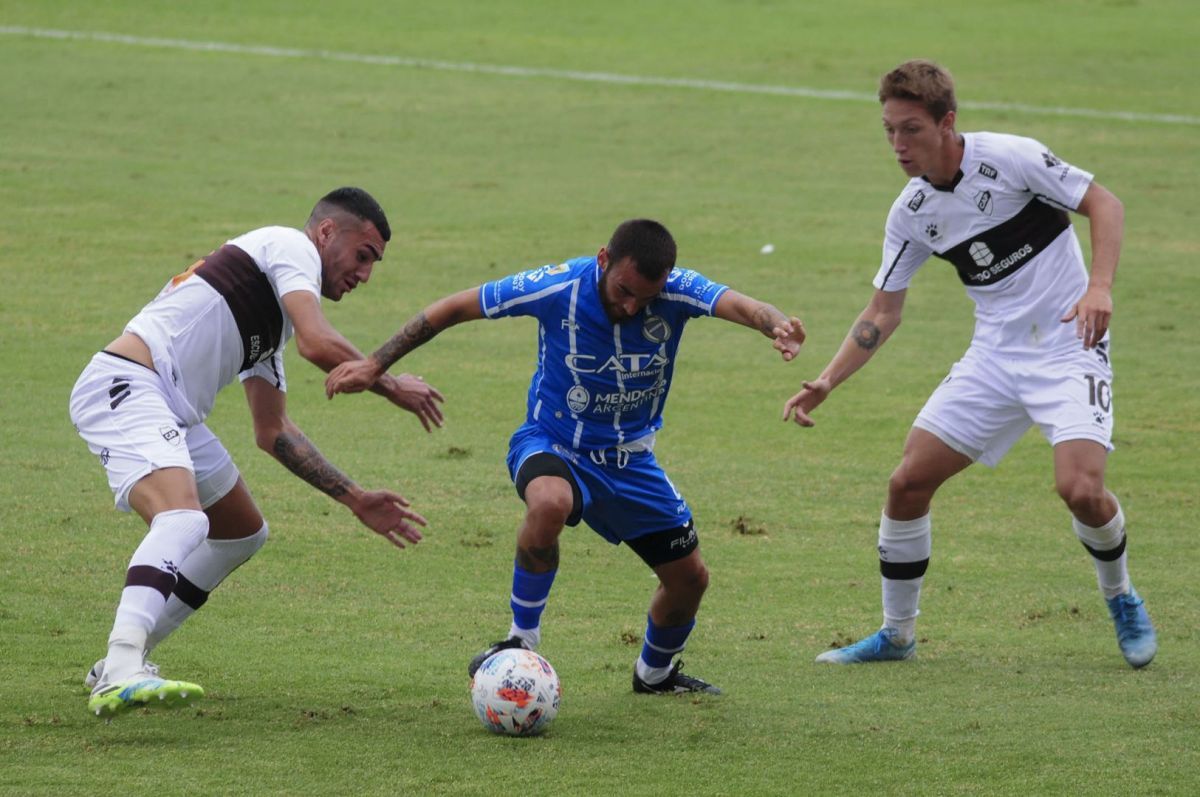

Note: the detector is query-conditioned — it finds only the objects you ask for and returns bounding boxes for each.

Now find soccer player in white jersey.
[783,60,1156,667]
[326,219,806,694]
[70,187,445,717]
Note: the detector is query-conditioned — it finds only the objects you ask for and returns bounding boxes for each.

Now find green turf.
[1,2,1197,794]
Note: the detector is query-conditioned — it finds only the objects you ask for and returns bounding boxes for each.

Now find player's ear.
[597,246,609,270]
[940,109,956,134]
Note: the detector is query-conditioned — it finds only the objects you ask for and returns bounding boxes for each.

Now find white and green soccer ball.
[471,648,561,736]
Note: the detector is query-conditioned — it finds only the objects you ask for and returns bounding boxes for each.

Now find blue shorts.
[505,423,692,545]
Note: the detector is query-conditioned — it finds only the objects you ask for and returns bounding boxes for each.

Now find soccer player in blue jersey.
[326,219,805,694]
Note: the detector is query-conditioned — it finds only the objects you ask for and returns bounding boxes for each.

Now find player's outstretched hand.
[1060,285,1112,350]
[782,378,831,427]
[772,316,807,361]
[385,374,446,432]
[326,358,383,398]
[350,488,427,549]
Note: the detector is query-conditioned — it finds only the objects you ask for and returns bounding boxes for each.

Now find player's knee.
[888,466,933,504]
[524,480,575,528]
[1056,476,1107,518]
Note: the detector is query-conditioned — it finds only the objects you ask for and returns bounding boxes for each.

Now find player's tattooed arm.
[371,313,438,371]
[851,320,882,350]
[272,429,354,499]
[750,302,791,338]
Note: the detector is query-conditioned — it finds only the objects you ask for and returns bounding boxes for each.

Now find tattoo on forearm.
[516,543,559,571]
[851,320,881,350]
[752,303,787,337]
[373,313,438,370]
[273,430,352,499]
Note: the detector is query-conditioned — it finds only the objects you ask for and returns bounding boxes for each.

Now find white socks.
[878,512,932,645]
[147,522,269,652]
[106,509,209,682]
[1073,505,1130,599]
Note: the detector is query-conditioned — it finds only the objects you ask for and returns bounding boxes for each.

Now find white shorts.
[913,344,1115,468]
[69,352,240,512]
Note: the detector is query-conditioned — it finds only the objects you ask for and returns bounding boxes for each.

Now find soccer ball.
[470,648,561,736]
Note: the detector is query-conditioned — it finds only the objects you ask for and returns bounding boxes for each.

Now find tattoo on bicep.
[851,320,881,350]
[373,313,438,369]
[272,430,351,499]
[516,543,560,571]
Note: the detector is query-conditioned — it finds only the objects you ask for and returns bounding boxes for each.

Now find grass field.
[2,2,1198,794]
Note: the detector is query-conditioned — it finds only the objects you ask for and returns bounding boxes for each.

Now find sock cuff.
[1073,505,1125,548]
[880,512,931,540]
[206,521,269,553]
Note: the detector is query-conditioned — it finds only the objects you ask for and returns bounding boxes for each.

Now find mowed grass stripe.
[3,25,1199,127]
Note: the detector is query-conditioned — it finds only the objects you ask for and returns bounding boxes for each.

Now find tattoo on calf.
[273,430,351,498]
[516,543,560,571]
[852,320,881,350]
[374,313,437,370]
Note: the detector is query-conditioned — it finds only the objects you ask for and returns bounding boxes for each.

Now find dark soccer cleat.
[632,660,721,695]
[467,637,531,678]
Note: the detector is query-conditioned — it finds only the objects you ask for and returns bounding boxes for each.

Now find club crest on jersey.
[978,163,998,180]
[906,189,926,212]
[642,314,671,344]
[1042,151,1062,168]
[974,190,993,216]
[566,385,590,413]
[159,425,182,445]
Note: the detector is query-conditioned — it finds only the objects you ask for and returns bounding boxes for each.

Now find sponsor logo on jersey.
[566,384,590,413]
[642,314,672,344]
[99,448,110,466]
[967,242,1033,282]
[591,384,668,414]
[907,189,926,212]
[974,190,993,215]
[978,163,998,179]
[1042,151,1062,168]
[666,268,699,288]
[968,241,994,267]
[563,351,670,379]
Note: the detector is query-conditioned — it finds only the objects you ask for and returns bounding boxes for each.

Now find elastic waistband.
[100,349,157,373]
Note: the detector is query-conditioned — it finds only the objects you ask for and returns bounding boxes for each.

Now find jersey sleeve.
[873,200,934,291]
[260,231,322,300]
[659,268,729,318]
[479,260,578,320]
[1004,136,1094,211]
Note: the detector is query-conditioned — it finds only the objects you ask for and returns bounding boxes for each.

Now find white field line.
[3,25,1198,126]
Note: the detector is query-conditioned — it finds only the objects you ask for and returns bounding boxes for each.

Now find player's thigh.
[1052,438,1110,498]
[913,351,1029,467]
[128,467,202,523]
[1021,349,1115,454]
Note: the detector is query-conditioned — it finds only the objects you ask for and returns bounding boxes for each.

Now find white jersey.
[874,132,1095,358]
[124,226,322,425]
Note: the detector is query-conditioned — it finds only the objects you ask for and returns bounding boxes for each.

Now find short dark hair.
[607,219,676,281]
[310,186,391,242]
[879,59,957,122]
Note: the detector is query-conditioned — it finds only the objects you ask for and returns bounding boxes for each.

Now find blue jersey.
[479,256,728,451]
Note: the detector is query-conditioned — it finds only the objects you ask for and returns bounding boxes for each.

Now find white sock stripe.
[510,595,548,609]
[2,27,1196,127]
[644,639,687,655]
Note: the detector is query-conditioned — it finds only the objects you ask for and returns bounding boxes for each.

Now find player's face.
[318,218,386,302]
[598,254,668,324]
[882,98,956,181]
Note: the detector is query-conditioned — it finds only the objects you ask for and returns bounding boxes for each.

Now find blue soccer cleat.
[815,627,915,664]
[1106,587,1157,668]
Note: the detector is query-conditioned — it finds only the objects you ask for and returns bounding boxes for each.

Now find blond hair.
[879,60,957,121]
